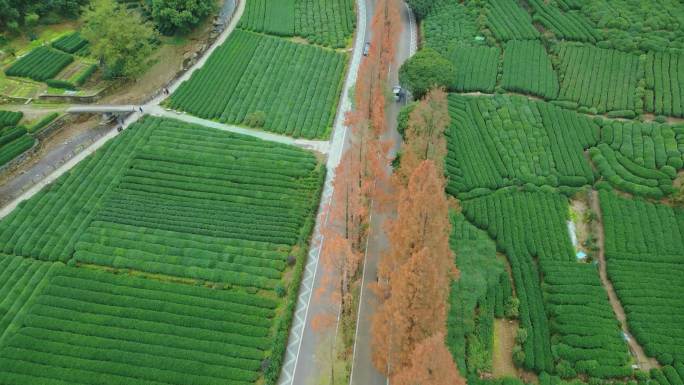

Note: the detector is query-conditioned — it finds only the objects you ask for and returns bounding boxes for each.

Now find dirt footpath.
[590,190,660,371]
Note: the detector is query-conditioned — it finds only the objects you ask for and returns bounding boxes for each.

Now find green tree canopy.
[406,0,435,20]
[399,48,455,99]
[0,0,87,33]
[81,0,158,79]
[150,0,215,35]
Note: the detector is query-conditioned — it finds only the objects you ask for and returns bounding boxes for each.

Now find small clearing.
[493,319,518,378]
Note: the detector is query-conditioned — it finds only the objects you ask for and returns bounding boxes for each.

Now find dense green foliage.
[81,0,157,79]
[399,48,455,99]
[644,51,684,118]
[540,261,631,378]
[406,0,434,20]
[0,0,88,33]
[484,0,539,41]
[502,40,559,100]
[52,32,89,54]
[600,190,684,363]
[239,0,355,48]
[446,213,507,374]
[557,44,641,114]
[149,0,215,35]
[169,29,346,139]
[5,46,73,82]
[446,46,499,93]
[0,266,279,384]
[445,95,598,196]
[589,120,684,198]
[463,189,575,372]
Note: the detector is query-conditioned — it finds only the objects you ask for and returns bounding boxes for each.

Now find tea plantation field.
[425,0,684,381]
[0,117,324,384]
[169,29,346,139]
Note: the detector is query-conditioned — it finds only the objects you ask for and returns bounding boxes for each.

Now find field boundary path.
[276,0,368,384]
[348,2,418,385]
[590,190,660,371]
[0,0,246,219]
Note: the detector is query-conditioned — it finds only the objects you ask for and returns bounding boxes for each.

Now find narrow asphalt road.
[277,1,369,384]
[349,2,416,384]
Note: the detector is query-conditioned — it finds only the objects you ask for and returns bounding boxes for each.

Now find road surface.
[349,1,417,385]
[276,0,369,384]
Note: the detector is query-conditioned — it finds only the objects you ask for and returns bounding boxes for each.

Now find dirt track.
[590,190,660,371]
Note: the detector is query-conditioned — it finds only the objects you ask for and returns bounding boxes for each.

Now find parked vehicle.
[363,42,370,56]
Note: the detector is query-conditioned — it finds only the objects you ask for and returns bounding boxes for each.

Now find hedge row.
[0,254,56,342]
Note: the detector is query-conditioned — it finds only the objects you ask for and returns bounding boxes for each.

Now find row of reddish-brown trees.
[372,89,466,385]
[313,0,404,381]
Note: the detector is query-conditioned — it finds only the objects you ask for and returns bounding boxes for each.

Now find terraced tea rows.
[5,46,74,82]
[590,120,684,198]
[0,266,279,385]
[445,95,598,197]
[463,189,573,373]
[484,0,539,41]
[540,261,630,378]
[446,47,499,93]
[239,0,354,48]
[644,51,684,118]
[169,29,346,139]
[0,255,56,345]
[73,120,322,286]
[600,191,684,362]
[557,44,641,114]
[502,40,559,100]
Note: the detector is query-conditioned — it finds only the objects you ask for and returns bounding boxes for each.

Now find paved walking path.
[150,107,330,154]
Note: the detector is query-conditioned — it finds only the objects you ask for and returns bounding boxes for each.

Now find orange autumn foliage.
[392,332,466,385]
[399,88,450,181]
